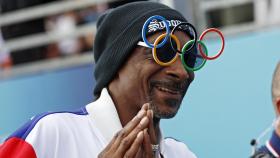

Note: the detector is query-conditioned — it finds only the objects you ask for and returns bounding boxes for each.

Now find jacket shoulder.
[164,137,197,158]
[0,107,88,158]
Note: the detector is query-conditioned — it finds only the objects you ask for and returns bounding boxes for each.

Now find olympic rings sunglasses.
[137,34,208,72]
[140,15,225,71]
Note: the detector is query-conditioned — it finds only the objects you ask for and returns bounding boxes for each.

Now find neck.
[154,118,161,143]
[108,87,161,143]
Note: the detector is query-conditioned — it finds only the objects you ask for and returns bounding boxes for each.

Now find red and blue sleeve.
[0,113,50,158]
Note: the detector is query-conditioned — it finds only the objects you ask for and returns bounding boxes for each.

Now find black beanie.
[93,1,188,97]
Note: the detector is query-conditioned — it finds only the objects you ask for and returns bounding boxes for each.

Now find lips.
[155,85,181,95]
[149,80,189,99]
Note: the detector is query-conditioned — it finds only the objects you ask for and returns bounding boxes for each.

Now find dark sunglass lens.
[183,44,204,69]
[156,38,177,63]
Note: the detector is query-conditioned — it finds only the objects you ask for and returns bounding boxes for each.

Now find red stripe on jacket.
[0,137,36,158]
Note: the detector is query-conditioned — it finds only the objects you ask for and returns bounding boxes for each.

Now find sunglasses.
[137,34,208,71]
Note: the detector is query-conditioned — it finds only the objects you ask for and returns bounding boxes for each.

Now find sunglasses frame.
[137,34,207,71]
[181,40,208,71]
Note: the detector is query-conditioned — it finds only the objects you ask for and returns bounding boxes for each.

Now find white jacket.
[0,88,197,158]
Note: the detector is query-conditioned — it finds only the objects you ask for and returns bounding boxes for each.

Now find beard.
[146,79,190,119]
[149,96,181,119]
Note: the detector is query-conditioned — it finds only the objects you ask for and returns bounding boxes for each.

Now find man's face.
[114,31,195,119]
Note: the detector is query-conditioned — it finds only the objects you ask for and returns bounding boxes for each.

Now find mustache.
[149,79,191,94]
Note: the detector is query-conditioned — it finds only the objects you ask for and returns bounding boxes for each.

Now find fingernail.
[137,131,144,138]
[144,128,148,134]
[140,116,149,125]
[137,110,146,118]
[142,103,149,110]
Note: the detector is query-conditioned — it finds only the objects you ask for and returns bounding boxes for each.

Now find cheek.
[141,64,162,83]
[124,54,163,98]
[122,65,146,90]
[137,65,162,101]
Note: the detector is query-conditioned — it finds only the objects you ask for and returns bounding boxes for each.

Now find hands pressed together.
[98,103,159,158]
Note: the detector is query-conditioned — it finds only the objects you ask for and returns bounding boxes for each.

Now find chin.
[150,98,182,119]
[147,81,186,119]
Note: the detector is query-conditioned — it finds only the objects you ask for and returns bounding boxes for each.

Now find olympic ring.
[152,33,180,66]
[139,15,225,71]
[198,28,225,60]
[142,15,170,48]
[170,22,197,54]
[181,40,208,71]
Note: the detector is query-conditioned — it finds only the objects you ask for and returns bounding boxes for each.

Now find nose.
[165,57,191,81]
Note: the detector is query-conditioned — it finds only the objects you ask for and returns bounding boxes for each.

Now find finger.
[147,109,157,144]
[123,103,149,135]
[100,104,150,156]
[143,128,153,158]
[123,131,144,158]
[142,103,149,111]
[103,132,118,152]
[115,116,149,155]
[123,103,149,133]
[112,106,148,149]
[136,147,143,158]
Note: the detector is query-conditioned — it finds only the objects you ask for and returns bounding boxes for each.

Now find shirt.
[0,88,197,158]
[252,131,280,158]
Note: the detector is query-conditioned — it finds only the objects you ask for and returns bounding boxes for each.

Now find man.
[0,2,197,158]
[252,61,280,158]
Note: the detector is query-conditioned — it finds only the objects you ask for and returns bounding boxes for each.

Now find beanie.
[93,1,188,97]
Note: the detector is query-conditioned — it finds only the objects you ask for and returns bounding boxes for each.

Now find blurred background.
[0,0,279,157]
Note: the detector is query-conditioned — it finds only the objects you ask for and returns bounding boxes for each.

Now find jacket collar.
[85,88,165,153]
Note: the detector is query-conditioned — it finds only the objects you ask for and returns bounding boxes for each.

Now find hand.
[142,109,158,158]
[98,104,150,158]
[134,107,156,158]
